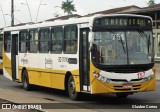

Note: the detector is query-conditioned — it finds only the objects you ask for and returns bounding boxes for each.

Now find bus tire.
[68,75,79,100]
[116,93,129,98]
[22,70,31,91]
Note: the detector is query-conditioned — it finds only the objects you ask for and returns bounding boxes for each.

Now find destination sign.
[93,16,152,29]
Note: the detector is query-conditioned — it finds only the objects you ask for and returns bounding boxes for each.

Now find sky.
[0,0,160,28]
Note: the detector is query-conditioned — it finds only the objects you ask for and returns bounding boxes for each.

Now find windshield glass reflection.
[92,31,153,65]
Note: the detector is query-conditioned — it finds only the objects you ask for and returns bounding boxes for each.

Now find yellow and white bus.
[3,14,156,100]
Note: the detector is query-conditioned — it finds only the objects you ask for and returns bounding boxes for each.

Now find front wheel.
[68,75,79,100]
[116,93,129,98]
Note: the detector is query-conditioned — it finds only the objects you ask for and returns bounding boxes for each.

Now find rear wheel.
[68,75,79,100]
[22,70,32,91]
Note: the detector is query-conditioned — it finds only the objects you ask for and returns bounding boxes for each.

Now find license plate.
[122,84,132,89]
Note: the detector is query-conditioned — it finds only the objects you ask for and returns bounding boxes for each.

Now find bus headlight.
[100,76,105,82]
[93,71,110,83]
[106,78,111,83]
[148,76,152,80]
[144,77,148,81]
[147,74,155,80]
[143,74,155,82]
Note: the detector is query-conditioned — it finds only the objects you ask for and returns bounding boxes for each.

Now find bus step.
[81,91,90,93]
[13,79,19,82]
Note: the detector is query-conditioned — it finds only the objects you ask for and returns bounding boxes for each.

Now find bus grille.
[114,84,141,91]
[111,79,128,82]
[110,78,144,84]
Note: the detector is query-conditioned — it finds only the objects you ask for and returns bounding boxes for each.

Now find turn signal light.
[93,71,100,78]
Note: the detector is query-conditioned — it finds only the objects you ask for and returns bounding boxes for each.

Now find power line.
[11,0,14,26]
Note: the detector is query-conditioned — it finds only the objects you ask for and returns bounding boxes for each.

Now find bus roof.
[3,14,152,32]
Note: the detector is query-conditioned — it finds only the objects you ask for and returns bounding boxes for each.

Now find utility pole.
[11,0,14,26]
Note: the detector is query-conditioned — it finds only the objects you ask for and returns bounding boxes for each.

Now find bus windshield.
[92,30,153,65]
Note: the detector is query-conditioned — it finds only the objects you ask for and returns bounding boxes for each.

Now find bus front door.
[11,34,18,81]
[80,28,90,92]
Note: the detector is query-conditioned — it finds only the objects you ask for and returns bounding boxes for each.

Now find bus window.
[64,25,77,54]
[51,27,63,53]
[19,30,28,53]
[4,32,11,53]
[29,29,38,53]
[39,28,49,53]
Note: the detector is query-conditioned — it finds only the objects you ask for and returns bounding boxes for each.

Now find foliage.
[61,0,76,15]
[148,0,155,6]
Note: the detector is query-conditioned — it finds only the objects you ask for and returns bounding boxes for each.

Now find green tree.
[61,0,76,15]
[148,0,155,6]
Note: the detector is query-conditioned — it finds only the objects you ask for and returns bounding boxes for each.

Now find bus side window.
[19,30,28,53]
[64,25,77,54]
[39,28,50,53]
[50,27,63,54]
[29,29,38,53]
[4,32,11,53]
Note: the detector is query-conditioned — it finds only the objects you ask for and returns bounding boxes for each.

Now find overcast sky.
[0,0,160,28]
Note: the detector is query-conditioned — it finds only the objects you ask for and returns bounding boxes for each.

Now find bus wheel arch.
[64,71,71,92]
[65,71,79,100]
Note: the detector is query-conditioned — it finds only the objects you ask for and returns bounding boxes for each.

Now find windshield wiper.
[119,37,126,53]
[138,30,147,38]
[109,30,126,53]
[138,30,151,53]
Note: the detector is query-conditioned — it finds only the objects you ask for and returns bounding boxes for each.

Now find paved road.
[0,75,159,112]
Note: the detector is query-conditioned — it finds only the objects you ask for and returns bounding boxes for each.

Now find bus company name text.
[21,54,28,64]
[21,59,28,64]
[45,58,52,64]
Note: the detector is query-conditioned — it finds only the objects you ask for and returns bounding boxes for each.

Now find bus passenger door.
[11,33,18,80]
[79,28,90,92]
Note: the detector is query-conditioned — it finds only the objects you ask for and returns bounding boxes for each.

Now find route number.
[137,72,145,79]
